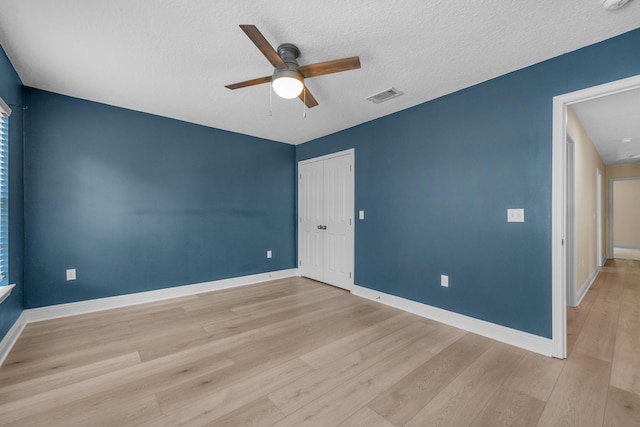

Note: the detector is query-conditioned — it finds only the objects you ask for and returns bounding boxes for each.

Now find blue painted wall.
[24,89,296,308]
[0,45,25,341]
[297,28,640,338]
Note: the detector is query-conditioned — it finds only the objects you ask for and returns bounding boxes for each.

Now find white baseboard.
[613,244,640,249]
[574,266,600,307]
[25,269,297,323]
[351,285,553,357]
[0,311,27,367]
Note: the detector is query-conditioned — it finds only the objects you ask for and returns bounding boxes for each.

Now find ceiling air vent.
[366,88,404,104]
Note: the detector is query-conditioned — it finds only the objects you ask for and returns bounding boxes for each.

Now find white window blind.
[0,97,10,287]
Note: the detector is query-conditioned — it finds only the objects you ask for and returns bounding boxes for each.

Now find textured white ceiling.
[0,0,639,144]
[572,88,640,165]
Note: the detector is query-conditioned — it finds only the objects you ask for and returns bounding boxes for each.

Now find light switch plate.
[266,250,272,259]
[507,208,525,223]
[359,210,365,220]
[441,274,449,287]
[66,269,76,281]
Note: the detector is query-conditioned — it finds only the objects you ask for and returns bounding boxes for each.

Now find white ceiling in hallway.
[572,88,640,165]
[0,0,639,144]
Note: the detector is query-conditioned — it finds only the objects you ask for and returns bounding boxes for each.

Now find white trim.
[609,178,615,259]
[298,148,355,165]
[0,311,27,367]
[25,269,297,323]
[0,283,16,305]
[352,285,553,357]
[609,177,640,258]
[574,266,600,307]
[614,244,640,249]
[565,134,576,311]
[0,96,11,116]
[596,168,603,268]
[552,96,567,359]
[552,73,640,360]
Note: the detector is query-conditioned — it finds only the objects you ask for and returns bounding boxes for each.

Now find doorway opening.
[610,177,640,261]
[552,74,640,359]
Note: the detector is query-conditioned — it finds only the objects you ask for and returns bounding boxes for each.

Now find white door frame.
[552,74,640,358]
[565,133,576,308]
[596,168,603,267]
[298,148,355,289]
[609,177,640,259]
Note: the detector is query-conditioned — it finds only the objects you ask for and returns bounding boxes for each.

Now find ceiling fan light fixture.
[601,0,630,10]
[272,69,304,99]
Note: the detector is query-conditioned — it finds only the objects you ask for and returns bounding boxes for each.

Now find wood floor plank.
[403,343,525,427]
[572,298,620,362]
[299,312,414,368]
[337,406,395,427]
[270,332,446,426]
[368,333,492,426]
[536,354,610,427]
[567,286,598,356]
[498,351,565,402]
[139,290,354,361]
[610,298,640,395]
[147,358,312,426]
[0,348,233,424]
[225,304,401,368]
[4,390,161,427]
[0,352,142,403]
[471,388,546,427]
[201,396,285,427]
[268,321,436,415]
[603,386,640,427]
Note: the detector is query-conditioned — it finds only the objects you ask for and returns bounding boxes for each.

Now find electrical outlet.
[441,274,449,287]
[267,250,272,259]
[66,269,76,281]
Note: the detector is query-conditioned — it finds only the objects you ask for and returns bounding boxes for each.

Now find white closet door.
[299,160,324,282]
[322,153,354,289]
[298,151,354,290]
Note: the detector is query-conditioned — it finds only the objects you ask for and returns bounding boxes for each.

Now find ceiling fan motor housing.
[276,43,301,70]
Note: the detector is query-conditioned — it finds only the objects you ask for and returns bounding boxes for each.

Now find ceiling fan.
[225,25,361,108]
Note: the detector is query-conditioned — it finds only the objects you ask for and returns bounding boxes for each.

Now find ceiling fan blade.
[225,75,271,90]
[239,25,287,69]
[299,86,319,108]
[298,56,361,78]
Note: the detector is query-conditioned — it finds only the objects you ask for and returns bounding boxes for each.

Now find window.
[0,97,10,287]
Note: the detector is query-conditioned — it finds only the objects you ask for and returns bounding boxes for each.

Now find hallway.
[560,258,640,425]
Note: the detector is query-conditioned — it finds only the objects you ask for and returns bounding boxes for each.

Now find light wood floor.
[1,260,639,426]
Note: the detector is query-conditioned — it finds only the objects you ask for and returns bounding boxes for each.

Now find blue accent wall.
[24,89,295,308]
[0,45,25,341]
[297,28,640,338]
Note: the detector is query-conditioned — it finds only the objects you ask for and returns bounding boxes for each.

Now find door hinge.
[349,272,352,279]
[350,164,352,172]
[350,218,352,225]
[300,217,302,223]
[299,173,302,180]
[299,260,302,266]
